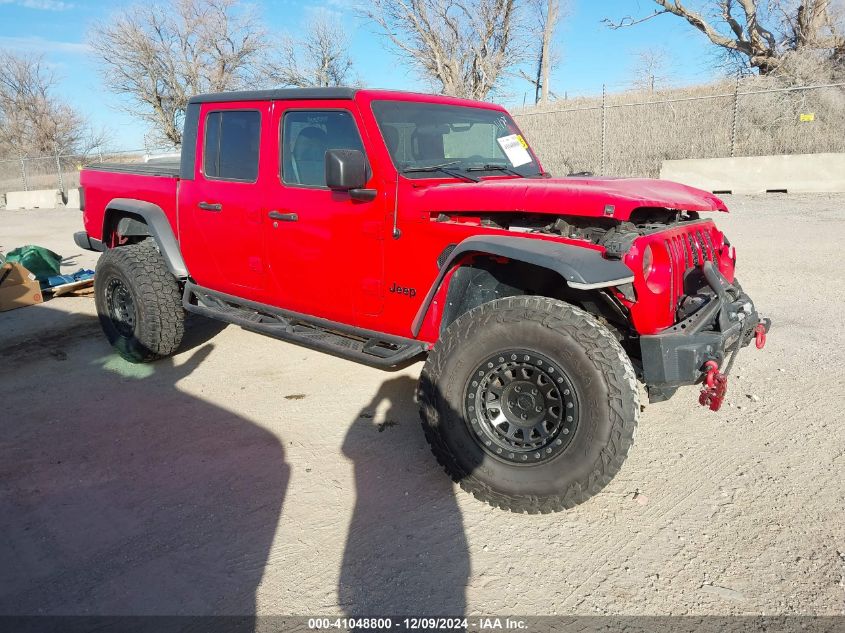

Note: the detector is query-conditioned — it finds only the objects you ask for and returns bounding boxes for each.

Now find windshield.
[371,100,543,179]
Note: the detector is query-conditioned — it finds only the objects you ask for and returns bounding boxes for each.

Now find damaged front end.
[639,261,770,409]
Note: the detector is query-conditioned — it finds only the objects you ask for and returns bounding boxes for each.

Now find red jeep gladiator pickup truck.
[76,87,769,513]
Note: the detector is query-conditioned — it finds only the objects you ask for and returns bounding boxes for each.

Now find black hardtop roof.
[188,87,358,104]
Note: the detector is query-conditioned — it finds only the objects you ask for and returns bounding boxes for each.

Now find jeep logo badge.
[389,282,417,298]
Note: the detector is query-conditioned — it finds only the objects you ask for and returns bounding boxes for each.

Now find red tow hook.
[754,323,767,349]
[699,360,728,412]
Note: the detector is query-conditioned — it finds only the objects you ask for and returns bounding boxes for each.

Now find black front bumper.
[639,262,770,402]
[73,231,103,252]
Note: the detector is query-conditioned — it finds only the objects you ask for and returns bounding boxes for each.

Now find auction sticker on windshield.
[497,134,532,167]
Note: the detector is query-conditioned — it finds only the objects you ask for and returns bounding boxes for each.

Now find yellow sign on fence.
[800,113,816,122]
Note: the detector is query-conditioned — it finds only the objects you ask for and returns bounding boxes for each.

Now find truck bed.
[79,164,180,245]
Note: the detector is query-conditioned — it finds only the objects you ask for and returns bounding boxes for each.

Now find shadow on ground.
[0,307,287,619]
[1,306,472,621]
[339,376,470,616]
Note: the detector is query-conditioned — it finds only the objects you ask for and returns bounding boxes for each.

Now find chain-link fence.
[0,148,177,197]
[512,78,845,178]
[4,79,844,194]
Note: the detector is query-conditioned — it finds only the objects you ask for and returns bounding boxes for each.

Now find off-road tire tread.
[95,239,184,362]
[418,296,639,514]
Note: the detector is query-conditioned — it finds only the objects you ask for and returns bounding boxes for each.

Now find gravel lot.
[1,196,844,617]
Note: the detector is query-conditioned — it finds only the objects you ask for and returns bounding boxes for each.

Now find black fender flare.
[411,235,634,336]
[103,198,189,278]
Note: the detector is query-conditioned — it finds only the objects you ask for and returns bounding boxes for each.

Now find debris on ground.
[2,246,95,303]
[631,489,649,505]
[700,583,747,601]
[0,261,43,312]
[45,269,95,296]
[5,245,62,283]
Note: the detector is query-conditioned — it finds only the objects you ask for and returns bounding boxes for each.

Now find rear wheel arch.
[103,211,151,244]
[102,198,189,279]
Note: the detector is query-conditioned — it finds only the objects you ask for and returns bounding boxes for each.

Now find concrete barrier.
[64,188,81,209]
[661,153,845,195]
[4,189,64,210]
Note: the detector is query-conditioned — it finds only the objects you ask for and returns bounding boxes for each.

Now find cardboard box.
[0,262,44,312]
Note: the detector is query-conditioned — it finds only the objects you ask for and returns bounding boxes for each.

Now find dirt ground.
[1,196,844,617]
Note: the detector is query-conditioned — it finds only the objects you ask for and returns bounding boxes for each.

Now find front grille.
[664,228,718,311]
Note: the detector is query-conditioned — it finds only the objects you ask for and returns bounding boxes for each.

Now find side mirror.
[325,149,368,191]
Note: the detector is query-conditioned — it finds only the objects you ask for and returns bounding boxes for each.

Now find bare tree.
[604,0,845,77]
[362,0,523,100]
[0,49,99,158]
[629,46,672,92]
[521,0,563,103]
[89,0,266,147]
[262,13,357,88]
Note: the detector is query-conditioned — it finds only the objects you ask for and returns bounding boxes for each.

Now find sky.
[0,0,721,152]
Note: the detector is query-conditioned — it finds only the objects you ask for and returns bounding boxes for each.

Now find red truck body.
[80,89,737,342]
[76,87,769,512]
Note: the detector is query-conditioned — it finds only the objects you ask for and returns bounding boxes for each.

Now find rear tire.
[418,296,639,513]
[94,239,185,363]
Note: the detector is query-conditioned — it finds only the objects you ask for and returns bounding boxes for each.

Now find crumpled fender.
[411,234,634,336]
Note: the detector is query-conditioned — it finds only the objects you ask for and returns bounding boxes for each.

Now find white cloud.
[0,0,75,10]
[0,35,89,54]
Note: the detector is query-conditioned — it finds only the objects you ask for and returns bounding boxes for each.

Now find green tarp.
[5,245,62,281]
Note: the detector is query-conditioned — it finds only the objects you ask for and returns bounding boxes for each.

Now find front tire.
[94,239,185,363]
[418,296,639,513]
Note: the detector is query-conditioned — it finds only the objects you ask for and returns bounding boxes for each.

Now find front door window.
[281,110,365,187]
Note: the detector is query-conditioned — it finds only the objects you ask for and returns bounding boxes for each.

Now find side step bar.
[182,282,427,369]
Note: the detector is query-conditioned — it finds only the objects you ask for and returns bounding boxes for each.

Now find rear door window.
[281,110,364,187]
[204,110,261,182]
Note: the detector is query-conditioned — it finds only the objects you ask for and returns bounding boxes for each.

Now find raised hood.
[411,176,728,221]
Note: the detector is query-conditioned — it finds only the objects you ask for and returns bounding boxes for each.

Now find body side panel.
[79,169,179,244]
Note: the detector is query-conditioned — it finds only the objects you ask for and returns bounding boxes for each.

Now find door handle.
[268,211,298,222]
[198,201,222,211]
